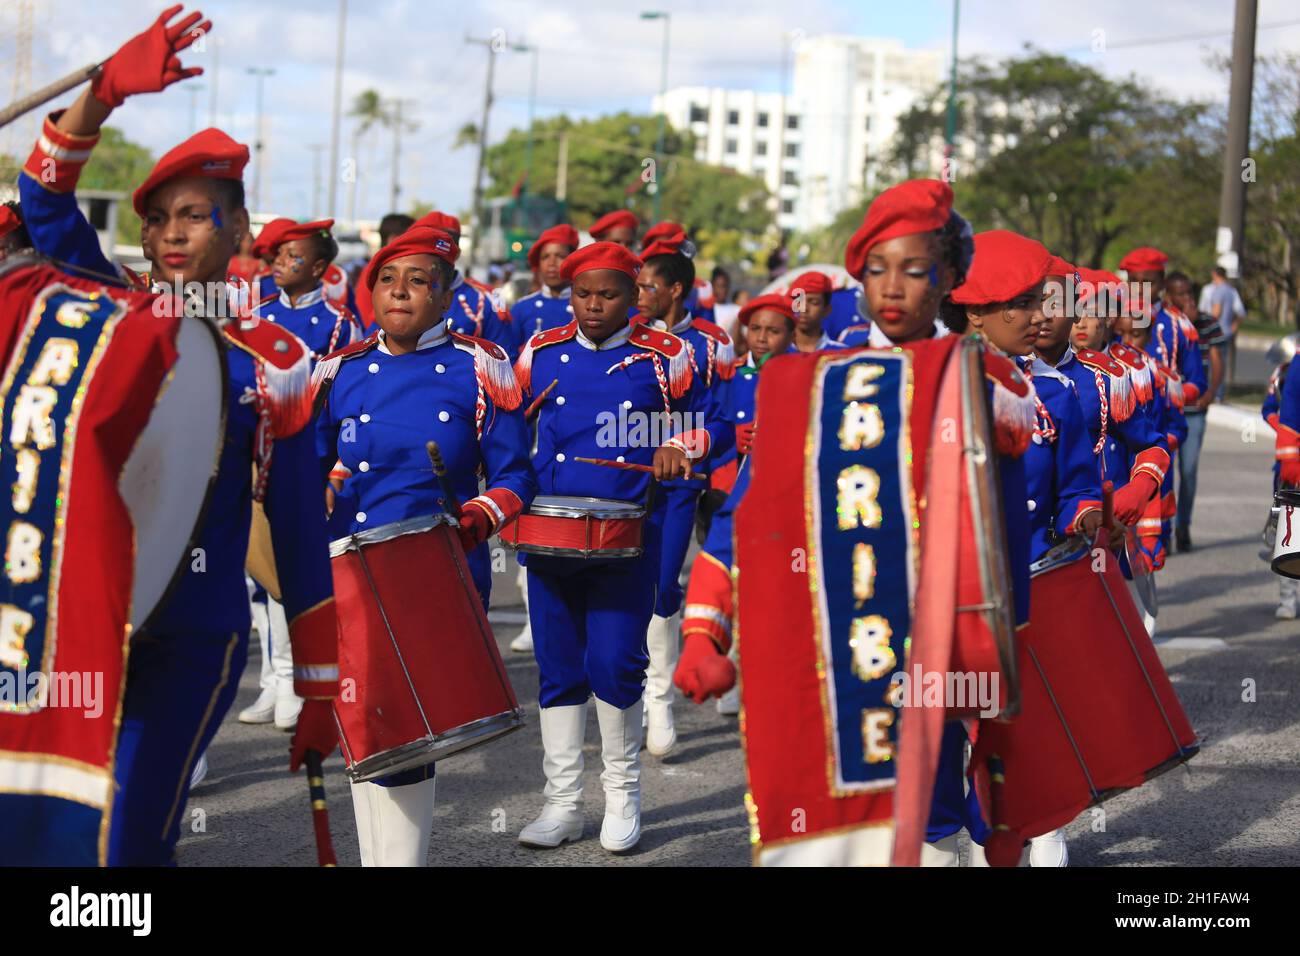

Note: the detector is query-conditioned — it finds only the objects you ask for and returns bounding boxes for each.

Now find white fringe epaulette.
[514,321,576,394]
[224,320,314,439]
[628,324,693,398]
[691,317,736,381]
[312,332,379,403]
[1076,348,1134,422]
[1164,367,1185,412]
[984,352,1035,458]
[452,332,523,411]
[1109,342,1154,406]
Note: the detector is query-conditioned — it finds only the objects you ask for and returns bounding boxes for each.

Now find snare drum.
[501,495,645,558]
[330,514,523,782]
[1271,488,1300,579]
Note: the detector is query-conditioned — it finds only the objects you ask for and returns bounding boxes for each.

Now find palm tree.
[347,90,391,222]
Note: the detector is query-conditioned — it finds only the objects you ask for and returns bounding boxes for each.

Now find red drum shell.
[502,496,644,558]
[973,540,1198,840]
[331,517,521,782]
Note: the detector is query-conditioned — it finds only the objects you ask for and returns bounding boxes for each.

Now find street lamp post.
[513,42,539,198]
[246,67,276,213]
[641,11,670,221]
[943,0,960,181]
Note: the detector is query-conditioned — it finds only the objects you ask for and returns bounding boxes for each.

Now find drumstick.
[1101,480,1115,531]
[524,379,559,420]
[426,440,463,518]
[304,750,338,867]
[573,456,707,481]
[0,60,106,130]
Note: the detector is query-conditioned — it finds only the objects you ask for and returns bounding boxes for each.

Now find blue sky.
[5,0,1299,223]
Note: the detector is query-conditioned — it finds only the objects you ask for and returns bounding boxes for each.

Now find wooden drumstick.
[573,456,707,481]
[304,750,338,867]
[1101,480,1115,531]
[524,379,559,421]
[426,440,462,519]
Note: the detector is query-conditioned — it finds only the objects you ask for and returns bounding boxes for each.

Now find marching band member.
[510,223,579,348]
[633,231,735,754]
[413,210,517,352]
[788,270,848,352]
[16,5,339,864]
[1119,247,1207,408]
[1265,344,1299,617]
[641,221,715,322]
[313,224,535,865]
[514,242,711,852]
[249,216,295,302]
[260,218,361,360]
[589,209,640,249]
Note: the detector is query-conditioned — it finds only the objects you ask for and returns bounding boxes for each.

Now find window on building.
[786,115,800,130]
[783,170,798,186]
[784,142,799,158]
[726,138,738,154]
[755,141,768,156]
[689,104,709,124]
[865,115,872,132]
[753,165,766,178]
[757,111,769,128]
[781,198,795,214]
[727,109,740,125]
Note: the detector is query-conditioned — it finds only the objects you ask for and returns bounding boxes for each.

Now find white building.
[654,35,943,232]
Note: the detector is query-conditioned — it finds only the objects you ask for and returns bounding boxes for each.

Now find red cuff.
[289,599,340,700]
[682,552,733,653]
[1130,446,1170,487]
[22,112,100,194]
[1063,500,1103,535]
[467,488,524,532]
[664,428,711,461]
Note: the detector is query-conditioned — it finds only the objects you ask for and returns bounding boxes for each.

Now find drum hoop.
[133,313,230,637]
[344,708,524,783]
[1029,533,1092,577]
[1275,488,1300,508]
[528,495,646,520]
[329,512,459,557]
[505,540,644,559]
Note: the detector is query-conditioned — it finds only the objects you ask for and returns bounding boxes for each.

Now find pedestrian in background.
[1198,266,1245,400]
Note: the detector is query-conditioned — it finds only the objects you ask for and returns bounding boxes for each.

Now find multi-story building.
[653,35,943,231]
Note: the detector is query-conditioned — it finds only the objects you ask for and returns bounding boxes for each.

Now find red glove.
[1282,459,1300,487]
[1166,433,1179,452]
[289,699,338,773]
[736,421,756,456]
[456,503,493,552]
[674,633,737,704]
[1112,474,1158,526]
[92,5,210,109]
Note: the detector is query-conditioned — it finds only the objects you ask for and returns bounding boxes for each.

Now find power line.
[1057,16,1300,54]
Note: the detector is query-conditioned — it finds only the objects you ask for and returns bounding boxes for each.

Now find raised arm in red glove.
[1111,473,1158,526]
[674,634,737,704]
[289,699,338,773]
[92,5,210,109]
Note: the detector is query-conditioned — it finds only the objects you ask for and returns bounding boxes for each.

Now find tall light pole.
[308,143,326,218]
[943,0,960,181]
[246,67,276,213]
[387,98,418,212]
[466,34,502,275]
[513,42,539,198]
[1217,0,1257,280]
[327,0,348,219]
[187,84,205,134]
[641,11,670,222]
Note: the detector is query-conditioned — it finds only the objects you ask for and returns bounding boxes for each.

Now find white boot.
[240,596,276,723]
[349,777,437,867]
[518,703,587,848]
[643,614,678,756]
[510,565,534,652]
[268,597,304,730]
[189,751,209,790]
[920,833,960,866]
[1028,828,1069,867]
[596,697,643,852]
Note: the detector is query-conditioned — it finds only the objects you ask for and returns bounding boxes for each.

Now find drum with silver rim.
[1270,488,1300,579]
[502,494,646,558]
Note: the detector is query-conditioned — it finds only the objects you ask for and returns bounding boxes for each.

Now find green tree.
[78,127,156,244]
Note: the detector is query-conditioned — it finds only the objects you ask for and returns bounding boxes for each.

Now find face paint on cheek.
[210,208,223,230]
[928,265,939,287]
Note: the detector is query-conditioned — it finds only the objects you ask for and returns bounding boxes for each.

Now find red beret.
[251,217,295,258]
[133,128,250,216]
[528,224,580,269]
[275,218,335,249]
[365,227,460,289]
[789,270,833,296]
[640,231,688,260]
[559,241,642,284]
[589,210,639,238]
[0,204,22,240]
[415,210,462,235]
[1118,247,1168,272]
[1046,254,1077,276]
[642,221,686,246]
[845,179,953,279]
[948,230,1053,305]
[739,293,794,327]
[1076,267,1123,305]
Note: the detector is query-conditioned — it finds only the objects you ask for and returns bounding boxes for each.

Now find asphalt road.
[178,412,1297,867]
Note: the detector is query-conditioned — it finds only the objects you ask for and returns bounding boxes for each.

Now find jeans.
[1177,411,1208,532]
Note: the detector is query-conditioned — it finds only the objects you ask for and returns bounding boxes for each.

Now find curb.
[1206,403,1257,432]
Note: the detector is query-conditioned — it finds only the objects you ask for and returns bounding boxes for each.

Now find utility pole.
[387,98,418,212]
[1216,0,1257,280]
[466,34,502,275]
[641,11,671,221]
[556,129,569,202]
[327,0,348,219]
[187,84,204,134]
[246,67,276,214]
[208,37,221,126]
[513,42,539,198]
[308,144,326,218]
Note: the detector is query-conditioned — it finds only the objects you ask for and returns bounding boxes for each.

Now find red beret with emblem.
[949,230,1053,305]
[415,210,462,236]
[1118,247,1169,272]
[789,270,833,296]
[528,224,580,269]
[275,218,335,248]
[252,217,295,258]
[559,241,643,283]
[739,292,795,327]
[589,210,639,238]
[365,226,460,288]
[845,179,953,279]
[133,128,250,216]
[642,221,686,246]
